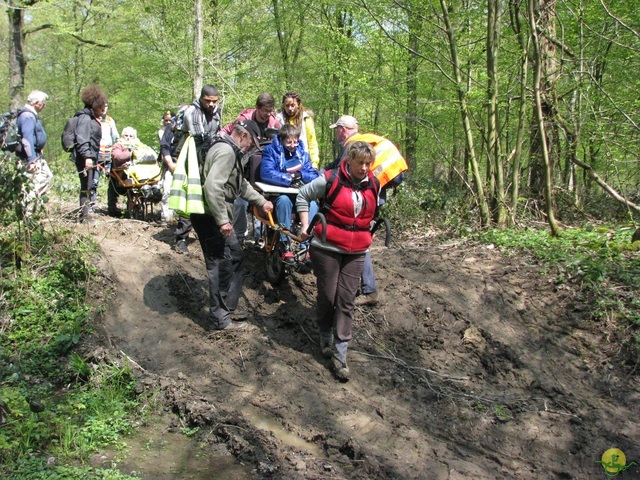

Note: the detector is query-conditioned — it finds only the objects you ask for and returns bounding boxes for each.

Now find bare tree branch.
[600,0,640,39]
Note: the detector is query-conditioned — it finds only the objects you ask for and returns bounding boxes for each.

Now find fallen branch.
[120,350,147,373]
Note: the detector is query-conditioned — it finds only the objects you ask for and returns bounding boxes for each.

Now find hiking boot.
[175,239,188,254]
[212,321,247,331]
[303,251,312,267]
[355,291,379,306]
[108,208,123,218]
[281,248,295,265]
[230,309,249,321]
[320,336,333,359]
[331,357,350,381]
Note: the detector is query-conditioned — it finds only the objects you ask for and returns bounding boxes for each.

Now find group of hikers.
[13,83,407,381]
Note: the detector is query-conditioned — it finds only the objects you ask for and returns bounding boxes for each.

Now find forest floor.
[62,202,640,480]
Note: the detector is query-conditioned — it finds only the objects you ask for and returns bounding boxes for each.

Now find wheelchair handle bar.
[370,217,392,247]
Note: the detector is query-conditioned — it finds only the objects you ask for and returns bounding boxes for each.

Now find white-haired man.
[16,90,53,211]
[326,114,407,306]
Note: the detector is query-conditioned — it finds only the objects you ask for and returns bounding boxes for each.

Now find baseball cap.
[329,115,358,129]
[237,119,261,148]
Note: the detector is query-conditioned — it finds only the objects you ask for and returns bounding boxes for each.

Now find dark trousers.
[191,213,244,329]
[77,167,96,218]
[310,246,365,342]
[107,175,123,211]
[175,216,192,241]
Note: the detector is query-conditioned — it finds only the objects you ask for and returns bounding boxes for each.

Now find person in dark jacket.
[297,141,380,380]
[174,85,222,253]
[179,85,222,162]
[73,84,108,223]
[221,92,280,138]
[16,90,53,212]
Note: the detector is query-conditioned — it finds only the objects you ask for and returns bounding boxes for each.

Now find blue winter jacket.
[260,135,319,187]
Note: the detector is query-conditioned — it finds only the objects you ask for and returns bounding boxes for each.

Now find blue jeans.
[233,198,249,238]
[361,251,377,294]
[233,197,261,240]
[275,195,318,243]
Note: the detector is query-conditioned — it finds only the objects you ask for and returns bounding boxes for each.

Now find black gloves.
[290,172,304,188]
[193,132,210,145]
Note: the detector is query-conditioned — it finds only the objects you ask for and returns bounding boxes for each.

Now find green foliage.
[0,152,53,227]
[6,455,139,479]
[0,0,639,228]
[179,425,200,437]
[0,154,29,224]
[0,224,142,478]
[1,229,95,381]
[384,177,476,237]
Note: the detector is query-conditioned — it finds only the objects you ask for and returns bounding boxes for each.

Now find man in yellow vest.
[327,115,408,306]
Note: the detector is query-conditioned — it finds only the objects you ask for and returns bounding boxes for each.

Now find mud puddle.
[241,404,324,458]
[90,413,256,479]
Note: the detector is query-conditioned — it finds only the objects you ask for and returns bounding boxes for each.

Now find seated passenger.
[108,127,160,216]
[260,124,319,264]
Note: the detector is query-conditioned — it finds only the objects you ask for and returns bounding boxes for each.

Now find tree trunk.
[7,0,26,108]
[272,0,291,87]
[528,0,560,211]
[193,0,204,98]
[508,0,529,225]
[528,0,560,236]
[487,0,506,227]
[271,0,304,89]
[440,0,491,227]
[405,14,419,173]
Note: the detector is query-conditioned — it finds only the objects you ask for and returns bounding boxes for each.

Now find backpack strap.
[320,168,340,215]
[320,168,381,221]
[197,135,243,180]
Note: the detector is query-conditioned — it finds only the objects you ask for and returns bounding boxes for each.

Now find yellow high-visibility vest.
[345,133,408,187]
[168,136,205,215]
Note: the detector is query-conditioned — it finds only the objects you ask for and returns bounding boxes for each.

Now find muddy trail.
[73,212,639,480]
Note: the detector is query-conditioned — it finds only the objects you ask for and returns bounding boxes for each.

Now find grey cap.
[329,115,358,129]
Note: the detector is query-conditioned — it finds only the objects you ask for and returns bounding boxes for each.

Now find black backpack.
[61,115,79,152]
[0,109,24,153]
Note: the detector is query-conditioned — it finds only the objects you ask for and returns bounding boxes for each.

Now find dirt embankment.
[78,214,639,480]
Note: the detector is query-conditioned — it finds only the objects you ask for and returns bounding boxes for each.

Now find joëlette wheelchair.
[252,197,392,286]
[109,160,163,221]
[251,182,311,285]
[246,128,391,286]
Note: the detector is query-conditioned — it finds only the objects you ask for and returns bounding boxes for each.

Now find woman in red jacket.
[297,141,380,380]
